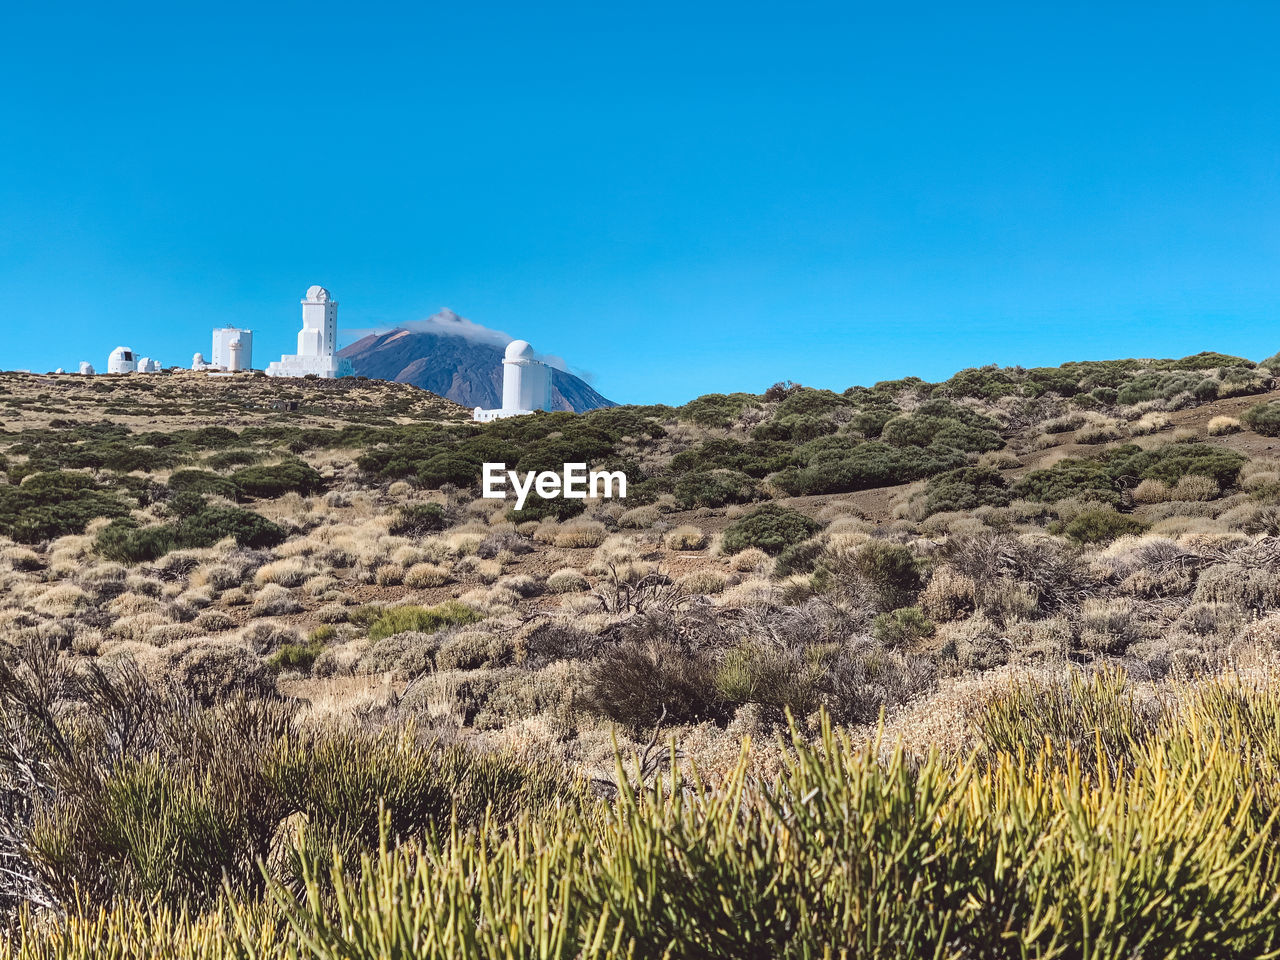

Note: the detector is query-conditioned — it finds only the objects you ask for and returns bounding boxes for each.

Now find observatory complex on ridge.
[473,339,552,421]
[73,286,562,408]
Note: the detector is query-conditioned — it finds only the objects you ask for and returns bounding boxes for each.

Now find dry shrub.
[159,639,273,704]
[1,546,43,572]
[435,630,499,671]
[1172,475,1220,501]
[303,574,338,597]
[1132,479,1171,504]
[581,639,726,729]
[1174,601,1244,641]
[250,583,302,616]
[678,570,728,595]
[1074,420,1123,444]
[1078,597,1144,654]
[728,547,770,573]
[939,614,1008,671]
[1220,503,1280,536]
[618,505,662,529]
[108,591,161,617]
[456,586,518,616]
[918,567,976,622]
[517,618,597,667]
[191,562,242,591]
[404,562,452,588]
[1004,616,1073,660]
[374,564,404,586]
[1234,613,1280,657]
[553,521,609,549]
[356,629,439,679]
[547,568,589,593]
[1129,412,1170,435]
[1120,564,1194,599]
[1208,416,1242,436]
[193,610,236,632]
[32,584,90,617]
[824,641,939,725]
[312,642,363,678]
[254,557,315,587]
[1192,564,1280,615]
[531,521,561,545]
[144,623,204,646]
[718,578,778,610]
[109,611,172,642]
[222,587,250,607]
[665,525,708,551]
[497,574,540,598]
[455,556,502,584]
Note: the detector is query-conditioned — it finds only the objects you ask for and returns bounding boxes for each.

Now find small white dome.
[305,285,331,302]
[505,339,535,360]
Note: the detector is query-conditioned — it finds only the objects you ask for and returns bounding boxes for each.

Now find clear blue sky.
[2,2,1278,405]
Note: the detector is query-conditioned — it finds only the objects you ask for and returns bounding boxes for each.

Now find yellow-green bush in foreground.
[10,676,1280,959]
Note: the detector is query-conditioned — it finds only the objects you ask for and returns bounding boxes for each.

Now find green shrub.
[205,448,261,471]
[715,642,825,719]
[0,471,131,543]
[174,505,286,549]
[677,392,760,428]
[844,540,924,612]
[367,601,483,642]
[1012,458,1119,505]
[231,459,325,499]
[167,469,238,499]
[268,642,324,673]
[721,504,822,556]
[973,667,1163,775]
[94,519,175,563]
[673,470,760,509]
[774,538,824,577]
[95,507,286,563]
[773,441,968,496]
[1061,507,1147,544]
[1243,402,1280,437]
[922,466,1011,516]
[871,606,935,647]
[389,502,448,536]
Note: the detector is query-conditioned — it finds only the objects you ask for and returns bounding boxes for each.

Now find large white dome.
[505,339,535,360]
[305,285,331,302]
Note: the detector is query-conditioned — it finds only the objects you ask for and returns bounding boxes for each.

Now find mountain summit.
[338,310,616,413]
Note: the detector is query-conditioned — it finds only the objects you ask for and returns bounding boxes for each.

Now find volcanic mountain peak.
[338,312,615,414]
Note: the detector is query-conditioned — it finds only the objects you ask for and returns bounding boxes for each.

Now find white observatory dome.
[305,285,331,302]
[505,339,535,360]
[107,346,138,374]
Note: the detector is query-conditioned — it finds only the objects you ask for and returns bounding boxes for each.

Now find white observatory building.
[211,327,253,372]
[473,340,553,422]
[265,285,352,379]
[107,347,138,374]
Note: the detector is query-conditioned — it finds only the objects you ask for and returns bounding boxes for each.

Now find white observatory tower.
[266,285,352,378]
[473,339,553,422]
[502,340,551,412]
[298,285,337,357]
[212,327,253,371]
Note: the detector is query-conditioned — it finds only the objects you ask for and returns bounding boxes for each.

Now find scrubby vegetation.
[3,350,1280,952]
